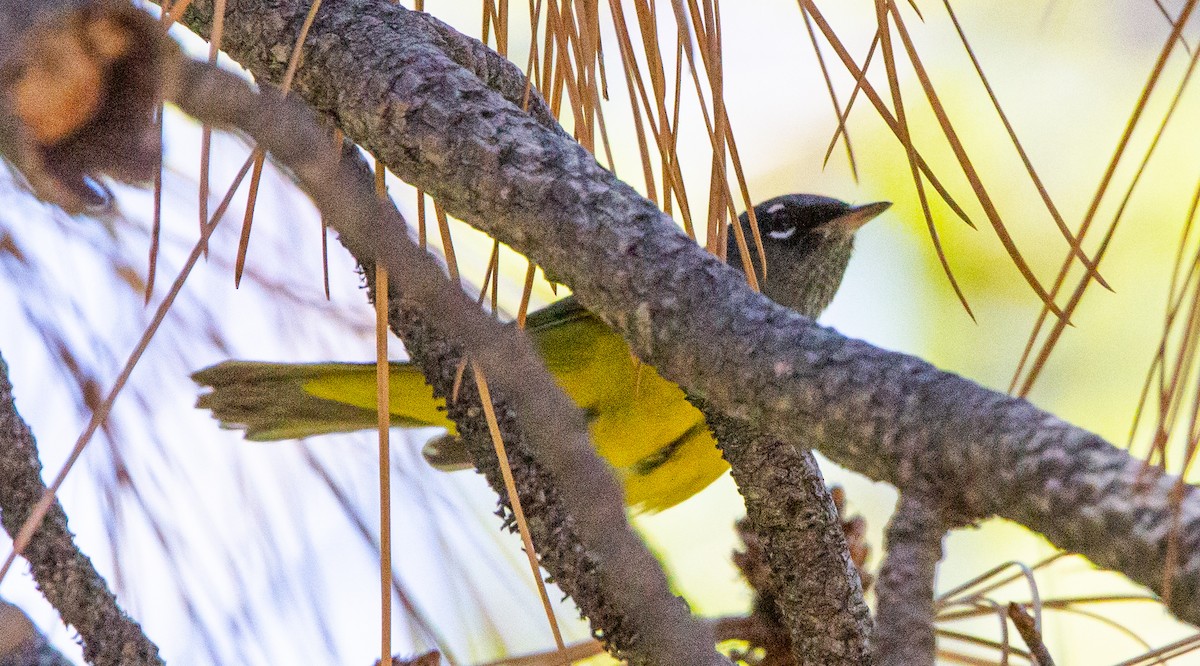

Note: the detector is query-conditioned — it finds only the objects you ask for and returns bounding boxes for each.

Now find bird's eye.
[767,226,797,240]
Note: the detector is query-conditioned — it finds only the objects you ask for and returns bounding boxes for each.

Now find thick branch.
[0,352,162,666]
[391,13,871,656]
[169,0,1200,625]
[698,401,872,665]
[343,135,658,659]
[166,58,727,665]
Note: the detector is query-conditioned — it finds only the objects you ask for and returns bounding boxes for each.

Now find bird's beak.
[826,201,891,234]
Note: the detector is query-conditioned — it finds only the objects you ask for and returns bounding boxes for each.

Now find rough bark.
[167,59,728,665]
[0,353,162,666]
[873,493,946,666]
[166,0,1200,627]
[697,402,873,665]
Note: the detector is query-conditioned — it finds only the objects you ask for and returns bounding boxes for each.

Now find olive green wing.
[523,295,594,332]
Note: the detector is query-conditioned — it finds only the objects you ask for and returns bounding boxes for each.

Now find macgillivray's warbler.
[191,194,890,511]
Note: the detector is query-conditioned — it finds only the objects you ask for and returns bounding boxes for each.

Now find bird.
[191,194,890,511]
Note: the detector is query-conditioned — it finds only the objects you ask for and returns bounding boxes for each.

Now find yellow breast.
[532,312,729,511]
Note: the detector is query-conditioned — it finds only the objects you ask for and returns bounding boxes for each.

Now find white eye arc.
[766,203,786,214]
[767,226,797,240]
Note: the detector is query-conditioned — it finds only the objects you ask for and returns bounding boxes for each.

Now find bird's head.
[725,194,890,318]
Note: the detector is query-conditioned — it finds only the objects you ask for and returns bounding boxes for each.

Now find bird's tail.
[192,361,454,441]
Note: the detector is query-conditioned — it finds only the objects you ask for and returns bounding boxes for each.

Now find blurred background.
[1,0,1199,663]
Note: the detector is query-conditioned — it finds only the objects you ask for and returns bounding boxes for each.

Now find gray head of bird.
[725,193,891,319]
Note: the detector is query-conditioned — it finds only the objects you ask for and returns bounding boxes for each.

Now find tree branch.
[0,352,162,666]
[697,400,872,664]
[344,137,678,661]
[873,493,946,665]
[396,15,874,660]
[2,0,733,660]
[165,0,1200,628]
[165,56,727,665]
[1007,603,1055,666]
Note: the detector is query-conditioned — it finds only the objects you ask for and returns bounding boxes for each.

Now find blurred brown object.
[0,1,169,211]
[830,485,873,592]
[0,599,72,666]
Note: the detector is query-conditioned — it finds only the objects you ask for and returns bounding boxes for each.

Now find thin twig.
[1007,603,1056,666]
